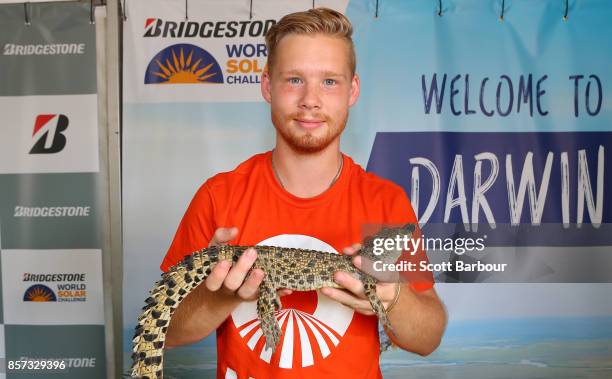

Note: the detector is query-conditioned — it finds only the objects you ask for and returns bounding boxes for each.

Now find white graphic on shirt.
[224,367,254,379]
[230,234,354,368]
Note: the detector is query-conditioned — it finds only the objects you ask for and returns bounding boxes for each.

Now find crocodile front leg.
[363,276,394,334]
[257,280,282,351]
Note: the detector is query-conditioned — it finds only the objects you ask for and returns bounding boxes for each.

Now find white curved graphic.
[231,234,354,368]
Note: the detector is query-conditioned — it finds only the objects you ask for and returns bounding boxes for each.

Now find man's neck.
[272,140,343,198]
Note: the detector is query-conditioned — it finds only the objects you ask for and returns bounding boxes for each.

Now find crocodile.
[131,224,416,378]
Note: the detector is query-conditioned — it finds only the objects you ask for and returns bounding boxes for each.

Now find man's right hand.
[206,227,293,299]
[205,227,265,301]
[166,227,292,347]
[166,226,264,347]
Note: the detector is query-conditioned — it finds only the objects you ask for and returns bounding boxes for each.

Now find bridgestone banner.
[0,1,107,378]
[123,0,612,378]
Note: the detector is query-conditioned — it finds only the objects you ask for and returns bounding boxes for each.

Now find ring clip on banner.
[90,0,94,24]
[431,1,570,21]
[13,1,97,25]
[23,2,30,25]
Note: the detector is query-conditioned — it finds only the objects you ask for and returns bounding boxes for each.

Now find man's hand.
[320,243,398,315]
[166,226,289,348]
[205,227,292,300]
[205,227,265,301]
[321,243,446,356]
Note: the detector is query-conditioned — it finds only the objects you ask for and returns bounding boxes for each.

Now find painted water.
[124,316,612,378]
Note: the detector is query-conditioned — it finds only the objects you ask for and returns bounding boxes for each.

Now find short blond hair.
[265,7,356,75]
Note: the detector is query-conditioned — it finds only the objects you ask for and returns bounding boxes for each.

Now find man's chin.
[284,136,334,154]
[274,121,343,154]
[288,142,329,154]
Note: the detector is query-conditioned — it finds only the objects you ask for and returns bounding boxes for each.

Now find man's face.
[261,33,360,153]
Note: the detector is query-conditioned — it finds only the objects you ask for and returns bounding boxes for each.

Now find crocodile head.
[360,223,417,266]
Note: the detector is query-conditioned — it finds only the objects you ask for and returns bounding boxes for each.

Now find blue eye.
[324,79,336,86]
[289,77,302,84]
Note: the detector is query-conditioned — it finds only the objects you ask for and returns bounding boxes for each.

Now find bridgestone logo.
[144,19,275,38]
[3,43,85,56]
[23,273,86,282]
[14,206,91,217]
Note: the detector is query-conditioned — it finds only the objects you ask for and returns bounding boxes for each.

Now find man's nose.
[299,82,322,110]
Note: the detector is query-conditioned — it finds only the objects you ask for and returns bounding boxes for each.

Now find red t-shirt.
[162,151,433,379]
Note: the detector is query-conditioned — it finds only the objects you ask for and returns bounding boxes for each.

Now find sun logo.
[23,284,57,302]
[145,43,224,84]
[230,235,354,369]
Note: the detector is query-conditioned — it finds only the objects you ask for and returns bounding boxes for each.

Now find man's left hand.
[320,244,398,316]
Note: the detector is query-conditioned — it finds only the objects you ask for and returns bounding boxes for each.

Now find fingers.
[277,289,293,297]
[344,242,396,282]
[322,273,397,315]
[334,271,397,305]
[205,260,232,292]
[205,226,239,291]
[352,255,362,269]
[223,248,257,291]
[333,272,365,298]
[235,268,264,300]
[204,248,266,302]
[320,287,374,316]
[342,243,362,256]
[209,227,238,247]
[356,254,400,283]
[236,277,292,301]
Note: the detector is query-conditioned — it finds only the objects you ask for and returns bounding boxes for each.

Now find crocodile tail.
[130,247,216,378]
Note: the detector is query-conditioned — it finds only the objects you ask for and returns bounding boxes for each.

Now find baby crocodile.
[131,224,415,378]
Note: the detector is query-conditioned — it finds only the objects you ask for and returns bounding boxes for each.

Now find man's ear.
[348,73,361,107]
[261,65,272,104]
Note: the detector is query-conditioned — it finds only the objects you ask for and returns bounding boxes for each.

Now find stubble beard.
[271,109,348,154]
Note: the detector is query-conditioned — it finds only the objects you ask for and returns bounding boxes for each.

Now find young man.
[161,8,446,379]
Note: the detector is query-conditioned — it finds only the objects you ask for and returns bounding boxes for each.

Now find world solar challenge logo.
[144,43,223,84]
[22,272,87,302]
[23,284,57,302]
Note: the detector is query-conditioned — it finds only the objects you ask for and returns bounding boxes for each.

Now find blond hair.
[265,7,356,75]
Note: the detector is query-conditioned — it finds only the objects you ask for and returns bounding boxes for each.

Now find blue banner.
[368,132,609,226]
